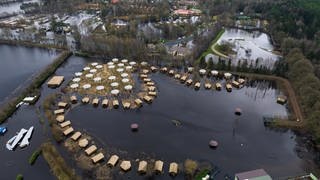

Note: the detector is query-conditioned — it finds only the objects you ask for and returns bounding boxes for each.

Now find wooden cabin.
[70,95,77,104]
[205,83,212,89]
[60,121,71,128]
[92,98,100,106]
[82,97,90,104]
[120,161,131,172]
[91,153,104,164]
[78,138,89,148]
[138,161,148,174]
[180,75,187,83]
[232,80,240,88]
[122,101,131,109]
[113,100,119,108]
[56,115,65,123]
[160,67,168,73]
[238,78,245,84]
[143,96,153,103]
[54,109,64,115]
[186,79,193,86]
[63,127,74,136]
[226,84,232,92]
[277,95,287,104]
[194,82,201,90]
[107,155,119,167]
[134,98,143,107]
[154,160,164,174]
[71,131,82,141]
[85,145,97,156]
[102,99,109,108]
[148,91,157,97]
[58,102,68,109]
[47,76,64,88]
[174,74,181,79]
[150,66,158,72]
[148,86,156,92]
[169,162,178,176]
[215,83,222,90]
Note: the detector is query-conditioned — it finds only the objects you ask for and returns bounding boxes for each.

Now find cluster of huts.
[53,101,105,164]
[139,64,158,104]
[159,66,246,92]
[53,99,180,176]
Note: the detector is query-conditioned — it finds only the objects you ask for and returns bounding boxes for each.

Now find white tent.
[111,89,120,96]
[96,65,103,69]
[111,82,119,87]
[83,67,91,71]
[91,62,98,66]
[85,74,93,78]
[93,77,102,82]
[83,84,91,89]
[121,59,128,63]
[122,78,129,83]
[70,83,79,89]
[108,76,116,81]
[96,86,104,91]
[72,78,81,82]
[129,61,136,66]
[121,73,128,78]
[75,72,82,77]
[112,58,119,63]
[116,68,124,73]
[124,85,133,91]
[90,69,97,73]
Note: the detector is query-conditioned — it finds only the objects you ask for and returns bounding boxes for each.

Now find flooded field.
[0,52,318,179]
[0,44,58,103]
[216,28,279,67]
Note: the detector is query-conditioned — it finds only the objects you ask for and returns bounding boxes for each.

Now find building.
[235,169,272,180]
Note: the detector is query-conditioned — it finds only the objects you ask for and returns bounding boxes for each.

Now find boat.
[6,128,28,151]
[19,126,34,148]
[0,126,7,135]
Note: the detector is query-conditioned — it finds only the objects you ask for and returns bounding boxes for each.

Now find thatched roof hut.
[169,162,178,176]
[92,98,100,106]
[180,75,187,83]
[82,97,90,104]
[232,80,240,88]
[120,160,131,172]
[58,102,68,109]
[148,91,157,97]
[91,153,104,164]
[238,78,245,84]
[113,100,119,108]
[107,155,119,167]
[102,99,109,108]
[174,74,181,79]
[78,138,89,148]
[70,95,77,104]
[277,95,287,104]
[168,70,175,76]
[215,83,222,90]
[135,98,143,107]
[160,67,168,73]
[47,76,64,88]
[205,83,212,89]
[143,96,153,103]
[85,145,97,156]
[186,79,193,86]
[122,101,131,109]
[150,66,158,72]
[138,161,147,174]
[154,160,164,173]
[60,120,71,128]
[194,82,201,89]
[56,115,65,123]
[226,84,232,92]
[71,131,82,141]
[54,109,64,115]
[148,86,156,92]
[146,82,155,86]
[63,127,74,136]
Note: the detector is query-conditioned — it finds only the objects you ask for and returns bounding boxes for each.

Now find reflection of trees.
[243,80,277,101]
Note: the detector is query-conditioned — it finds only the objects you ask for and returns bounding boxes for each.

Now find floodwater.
[0,0,40,15]
[216,28,279,67]
[62,57,316,179]
[0,54,318,179]
[0,44,58,103]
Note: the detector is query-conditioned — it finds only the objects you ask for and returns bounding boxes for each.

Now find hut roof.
[174,74,181,79]
[135,99,143,106]
[82,97,90,103]
[138,161,147,173]
[71,131,82,141]
[148,86,156,91]
[154,160,164,173]
[216,83,222,88]
[63,127,74,136]
[78,138,89,148]
[148,91,157,97]
[60,120,71,128]
[85,145,97,156]
[107,155,119,167]
[143,96,153,103]
[186,79,193,85]
[238,78,245,84]
[92,98,99,105]
[122,102,131,109]
[113,100,119,106]
[56,115,65,122]
[102,99,109,106]
[205,83,212,89]
[70,95,77,102]
[58,102,68,108]
[91,153,104,164]
[120,160,131,171]
[146,82,155,86]
[47,76,64,87]
[169,162,178,175]
[54,109,64,115]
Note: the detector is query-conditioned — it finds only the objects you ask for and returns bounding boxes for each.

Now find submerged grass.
[41,142,79,180]
[29,149,42,165]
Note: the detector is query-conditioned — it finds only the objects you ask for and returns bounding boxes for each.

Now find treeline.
[285,49,320,143]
